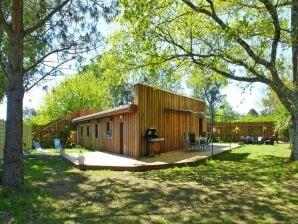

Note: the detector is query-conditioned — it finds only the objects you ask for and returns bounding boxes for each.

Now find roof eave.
[72,104,137,123]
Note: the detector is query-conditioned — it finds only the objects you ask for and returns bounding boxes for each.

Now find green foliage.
[113,1,297,140]
[86,55,134,107]
[236,115,275,122]
[260,88,291,138]
[215,99,239,121]
[98,6,185,92]
[0,0,118,97]
[187,68,227,115]
[110,0,293,151]
[116,0,290,79]
[0,0,120,186]
[29,72,111,124]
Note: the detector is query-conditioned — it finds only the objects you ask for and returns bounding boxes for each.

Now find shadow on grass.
[1,149,297,223]
[0,154,90,223]
[212,151,250,162]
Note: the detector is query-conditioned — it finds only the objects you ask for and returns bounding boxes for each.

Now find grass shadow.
[1,144,297,223]
[212,151,250,162]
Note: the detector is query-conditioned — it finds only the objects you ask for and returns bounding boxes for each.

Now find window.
[95,123,99,138]
[80,125,83,137]
[87,124,90,138]
[106,121,113,139]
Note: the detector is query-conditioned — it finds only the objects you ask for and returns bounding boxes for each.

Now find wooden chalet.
[73,84,206,158]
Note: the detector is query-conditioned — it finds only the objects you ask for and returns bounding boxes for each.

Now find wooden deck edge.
[62,145,241,172]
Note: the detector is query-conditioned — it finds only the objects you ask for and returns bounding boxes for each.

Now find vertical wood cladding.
[76,84,205,158]
[77,112,139,157]
[134,84,206,156]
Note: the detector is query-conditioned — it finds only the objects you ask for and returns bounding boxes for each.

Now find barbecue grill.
[144,127,164,156]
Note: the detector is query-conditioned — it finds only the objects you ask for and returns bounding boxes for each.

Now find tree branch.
[0,5,12,34]
[24,0,71,36]
[24,46,72,73]
[259,0,281,64]
[181,0,272,68]
[220,53,270,81]
[157,24,271,84]
[190,57,269,83]
[25,57,75,91]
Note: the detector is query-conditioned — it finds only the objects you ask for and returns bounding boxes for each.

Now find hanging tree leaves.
[114,0,298,160]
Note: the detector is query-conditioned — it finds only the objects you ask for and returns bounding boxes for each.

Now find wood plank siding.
[75,104,139,157]
[74,84,206,158]
[134,84,206,156]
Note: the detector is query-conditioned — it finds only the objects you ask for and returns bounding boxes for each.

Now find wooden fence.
[207,121,275,142]
[0,120,32,159]
[33,109,99,148]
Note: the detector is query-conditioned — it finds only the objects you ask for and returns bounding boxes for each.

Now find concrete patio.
[63,143,240,171]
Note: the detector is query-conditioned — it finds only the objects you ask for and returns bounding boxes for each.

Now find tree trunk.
[290,100,298,160]
[2,75,24,185]
[292,0,298,84]
[290,0,298,161]
[2,34,25,185]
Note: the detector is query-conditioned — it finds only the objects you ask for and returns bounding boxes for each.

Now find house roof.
[72,104,137,123]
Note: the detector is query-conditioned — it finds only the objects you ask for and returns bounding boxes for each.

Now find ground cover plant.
[0,144,297,223]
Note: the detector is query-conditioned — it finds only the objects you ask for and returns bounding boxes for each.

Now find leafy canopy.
[0,0,118,98]
[30,72,111,124]
[115,0,294,112]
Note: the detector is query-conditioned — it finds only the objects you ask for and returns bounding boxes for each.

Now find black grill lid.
[145,127,157,137]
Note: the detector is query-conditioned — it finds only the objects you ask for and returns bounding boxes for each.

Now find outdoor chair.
[33,141,42,151]
[183,132,198,151]
[188,132,198,151]
[199,132,211,151]
[251,137,259,144]
[200,132,207,138]
[265,137,274,145]
[243,136,253,144]
[53,139,63,152]
[32,141,48,152]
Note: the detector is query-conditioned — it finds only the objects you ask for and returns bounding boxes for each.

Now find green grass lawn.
[0,144,297,223]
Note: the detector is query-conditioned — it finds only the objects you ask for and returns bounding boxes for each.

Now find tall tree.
[0,0,117,186]
[216,99,239,121]
[30,72,111,125]
[97,28,185,93]
[117,0,298,160]
[187,68,226,115]
[84,54,134,107]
